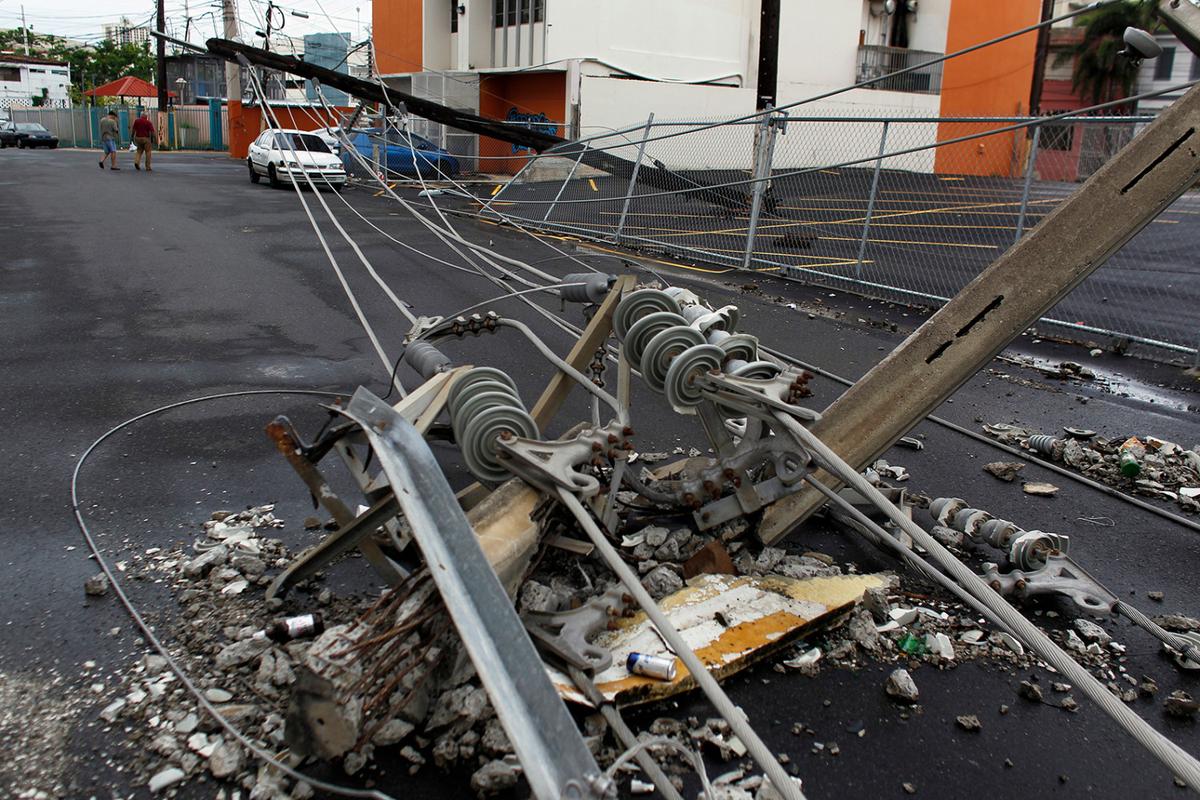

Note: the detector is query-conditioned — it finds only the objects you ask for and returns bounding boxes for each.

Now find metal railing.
[481,111,1197,361]
[856,46,944,95]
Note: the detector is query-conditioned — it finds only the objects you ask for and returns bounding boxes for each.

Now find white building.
[104,18,151,46]
[1134,31,1200,114]
[372,0,1040,172]
[0,55,72,109]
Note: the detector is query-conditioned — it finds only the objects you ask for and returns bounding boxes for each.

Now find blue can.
[626,652,678,681]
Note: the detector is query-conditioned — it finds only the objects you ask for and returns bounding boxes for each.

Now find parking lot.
[2,146,1199,799]
[484,165,1200,355]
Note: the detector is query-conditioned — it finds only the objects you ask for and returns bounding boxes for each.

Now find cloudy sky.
[0,0,370,46]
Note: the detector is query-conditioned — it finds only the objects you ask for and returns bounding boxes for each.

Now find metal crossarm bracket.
[340,387,611,800]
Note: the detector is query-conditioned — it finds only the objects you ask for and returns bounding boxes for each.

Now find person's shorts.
[134,136,151,152]
[102,139,117,155]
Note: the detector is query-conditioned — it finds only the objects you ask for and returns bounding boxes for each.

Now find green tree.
[52,39,156,100]
[1057,0,1159,110]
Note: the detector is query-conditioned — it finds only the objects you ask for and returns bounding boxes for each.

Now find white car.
[247,128,347,189]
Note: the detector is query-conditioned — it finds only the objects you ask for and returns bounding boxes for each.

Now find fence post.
[69,107,77,147]
[619,113,657,244]
[544,147,585,222]
[1014,124,1042,246]
[480,144,539,215]
[614,113,655,244]
[855,120,889,281]
[209,98,223,151]
[742,106,777,271]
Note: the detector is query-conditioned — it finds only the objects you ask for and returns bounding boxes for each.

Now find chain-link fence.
[483,111,1198,362]
[8,104,229,150]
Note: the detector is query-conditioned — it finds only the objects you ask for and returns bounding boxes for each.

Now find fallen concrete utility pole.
[203,38,749,210]
[759,79,1200,544]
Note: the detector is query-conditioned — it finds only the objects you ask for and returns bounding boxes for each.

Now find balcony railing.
[856,45,944,95]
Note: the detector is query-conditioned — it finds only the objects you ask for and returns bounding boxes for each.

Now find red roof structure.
[84,76,175,99]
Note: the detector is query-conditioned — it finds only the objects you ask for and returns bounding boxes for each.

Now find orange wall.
[227,104,357,158]
[478,72,567,174]
[373,0,423,75]
[934,0,1042,176]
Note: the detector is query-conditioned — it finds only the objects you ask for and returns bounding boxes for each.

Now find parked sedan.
[12,122,58,149]
[0,121,17,148]
[247,129,346,189]
[341,128,460,178]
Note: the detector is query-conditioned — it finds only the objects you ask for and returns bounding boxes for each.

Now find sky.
[0,0,370,47]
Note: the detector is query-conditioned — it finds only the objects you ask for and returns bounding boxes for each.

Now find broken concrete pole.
[759,81,1200,543]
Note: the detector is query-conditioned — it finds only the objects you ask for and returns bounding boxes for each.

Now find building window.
[52,69,68,76]
[1155,46,1175,80]
[1192,54,1200,81]
[451,0,459,32]
[1040,122,1074,152]
[30,68,45,73]
[493,0,543,27]
[0,66,20,81]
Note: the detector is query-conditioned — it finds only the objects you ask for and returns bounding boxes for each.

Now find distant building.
[164,53,230,104]
[165,52,288,104]
[0,54,72,109]
[303,32,352,105]
[371,0,1044,174]
[1133,31,1199,115]
[104,18,150,46]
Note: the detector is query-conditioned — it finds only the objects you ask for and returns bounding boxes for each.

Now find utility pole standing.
[156,0,168,109]
[20,5,29,55]
[221,0,241,103]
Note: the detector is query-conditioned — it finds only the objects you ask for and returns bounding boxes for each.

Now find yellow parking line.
[778,206,1049,217]
[588,178,599,192]
[490,184,502,196]
[818,234,998,249]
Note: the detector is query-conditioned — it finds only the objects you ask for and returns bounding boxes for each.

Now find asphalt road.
[1,147,1198,799]
[484,166,1200,355]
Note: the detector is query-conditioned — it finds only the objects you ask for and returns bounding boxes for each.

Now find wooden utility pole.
[156,0,168,109]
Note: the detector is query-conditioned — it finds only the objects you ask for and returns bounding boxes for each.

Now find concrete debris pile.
[93,505,368,799]
[982,423,1200,513]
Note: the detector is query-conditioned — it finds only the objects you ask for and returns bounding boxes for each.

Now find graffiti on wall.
[506,107,558,153]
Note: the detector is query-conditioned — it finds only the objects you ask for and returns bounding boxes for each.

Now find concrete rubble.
[85,432,1194,800]
[982,423,1200,514]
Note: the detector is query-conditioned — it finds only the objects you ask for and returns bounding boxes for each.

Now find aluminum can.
[626,652,677,681]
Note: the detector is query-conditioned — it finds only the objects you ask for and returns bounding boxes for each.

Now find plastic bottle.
[1118,436,1145,478]
[256,613,325,643]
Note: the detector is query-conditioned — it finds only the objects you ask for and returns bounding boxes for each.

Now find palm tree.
[1057,0,1159,111]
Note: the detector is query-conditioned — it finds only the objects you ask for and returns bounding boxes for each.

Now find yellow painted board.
[547,572,885,707]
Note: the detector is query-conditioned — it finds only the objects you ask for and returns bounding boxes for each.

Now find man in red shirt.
[131,111,156,172]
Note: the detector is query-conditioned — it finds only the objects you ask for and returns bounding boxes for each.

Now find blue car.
[341,128,460,177]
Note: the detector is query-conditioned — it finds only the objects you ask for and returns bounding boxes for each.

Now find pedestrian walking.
[131,111,156,172]
[98,110,120,170]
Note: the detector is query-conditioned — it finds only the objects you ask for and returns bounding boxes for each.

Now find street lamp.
[175,77,188,106]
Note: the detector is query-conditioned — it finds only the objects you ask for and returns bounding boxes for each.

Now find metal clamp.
[495,420,633,498]
[523,587,633,674]
[981,554,1117,614]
